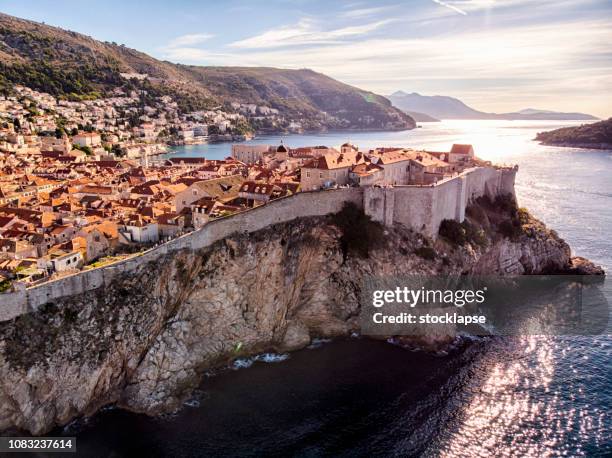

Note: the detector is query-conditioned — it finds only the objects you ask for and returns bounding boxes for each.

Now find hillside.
[388,91,597,121]
[535,119,612,150]
[405,111,440,122]
[0,13,414,132]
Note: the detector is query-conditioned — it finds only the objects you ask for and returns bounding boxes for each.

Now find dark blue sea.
[66,121,611,457]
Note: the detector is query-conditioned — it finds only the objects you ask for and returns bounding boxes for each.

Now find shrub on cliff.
[465,203,489,226]
[518,207,530,225]
[331,202,383,259]
[439,219,488,248]
[439,219,467,245]
[415,246,437,260]
[494,193,518,215]
[464,221,488,248]
[498,219,523,240]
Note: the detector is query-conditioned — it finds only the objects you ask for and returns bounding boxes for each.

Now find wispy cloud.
[229,17,394,49]
[166,33,214,47]
[152,0,611,117]
[159,33,216,62]
[341,5,398,19]
[199,17,611,116]
[430,0,468,15]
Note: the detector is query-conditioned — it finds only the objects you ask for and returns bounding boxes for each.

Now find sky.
[2,0,611,118]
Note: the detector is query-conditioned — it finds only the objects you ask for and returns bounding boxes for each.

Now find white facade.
[123,223,160,243]
[50,251,83,272]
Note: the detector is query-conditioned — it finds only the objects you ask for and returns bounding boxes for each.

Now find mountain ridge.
[388,91,598,121]
[0,12,415,132]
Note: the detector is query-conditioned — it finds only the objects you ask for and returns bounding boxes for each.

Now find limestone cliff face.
[0,212,591,435]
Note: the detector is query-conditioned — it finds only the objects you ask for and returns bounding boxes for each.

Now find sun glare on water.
[436,336,608,457]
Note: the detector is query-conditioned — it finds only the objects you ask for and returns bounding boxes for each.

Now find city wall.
[0,166,517,322]
[364,166,517,237]
[0,188,363,321]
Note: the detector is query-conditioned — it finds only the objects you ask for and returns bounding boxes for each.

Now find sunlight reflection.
[438,336,606,457]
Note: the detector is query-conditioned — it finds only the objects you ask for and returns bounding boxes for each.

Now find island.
[535,118,612,150]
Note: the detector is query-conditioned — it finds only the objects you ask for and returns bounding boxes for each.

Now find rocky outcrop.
[0,210,602,435]
[567,256,606,276]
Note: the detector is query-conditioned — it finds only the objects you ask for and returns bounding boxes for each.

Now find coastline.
[0,187,605,434]
[537,141,612,151]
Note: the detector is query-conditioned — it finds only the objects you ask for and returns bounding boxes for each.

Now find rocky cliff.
[0,204,600,435]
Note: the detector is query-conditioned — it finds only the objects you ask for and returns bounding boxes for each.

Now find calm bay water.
[68,121,611,456]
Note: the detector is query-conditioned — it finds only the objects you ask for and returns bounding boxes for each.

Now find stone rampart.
[0,188,363,321]
[0,166,517,321]
[365,166,518,237]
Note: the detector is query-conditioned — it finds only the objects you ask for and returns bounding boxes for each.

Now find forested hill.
[535,119,612,150]
[0,13,414,132]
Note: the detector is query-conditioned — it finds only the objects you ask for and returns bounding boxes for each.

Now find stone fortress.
[0,164,517,322]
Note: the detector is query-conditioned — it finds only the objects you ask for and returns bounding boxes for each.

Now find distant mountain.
[388,91,598,121]
[0,13,415,132]
[502,108,599,121]
[535,118,612,150]
[404,111,440,122]
[389,91,483,119]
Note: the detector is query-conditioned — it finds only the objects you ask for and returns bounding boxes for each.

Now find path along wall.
[0,188,363,322]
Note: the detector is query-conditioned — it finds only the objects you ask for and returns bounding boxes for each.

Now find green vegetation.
[332,202,384,259]
[231,119,255,136]
[72,144,93,155]
[439,218,488,247]
[447,194,530,243]
[494,195,526,240]
[492,198,527,240]
[0,61,116,100]
[493,193,518,214]
[0,279,12,293]
[439,220,468,246]
[111,144,125,157]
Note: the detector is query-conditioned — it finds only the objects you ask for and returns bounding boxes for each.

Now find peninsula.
[535,119,612,150]
[0,131,603,434]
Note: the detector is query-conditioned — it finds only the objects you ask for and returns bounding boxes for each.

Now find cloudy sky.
[3,0,612,117]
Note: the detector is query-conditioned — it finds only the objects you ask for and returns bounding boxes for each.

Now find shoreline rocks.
[566,256,606,276]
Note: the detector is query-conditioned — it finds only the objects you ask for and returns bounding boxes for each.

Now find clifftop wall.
[0,189,363,322]
[0,166,517,322]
